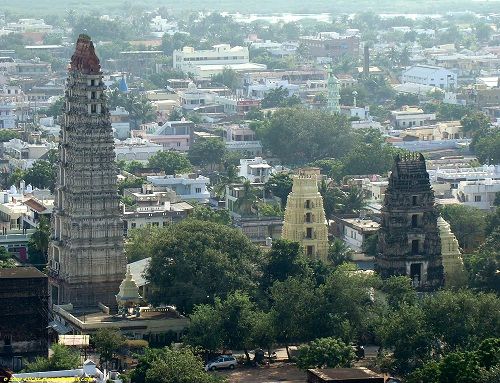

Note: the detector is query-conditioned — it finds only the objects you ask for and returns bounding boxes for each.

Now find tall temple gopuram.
[376,153,444,290]
[282,168,329,261]
[47,34,126,308]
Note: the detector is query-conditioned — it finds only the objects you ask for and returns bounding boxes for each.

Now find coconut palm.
[234,180,260,216]
[213,165,244,199]
[339,186,366,214]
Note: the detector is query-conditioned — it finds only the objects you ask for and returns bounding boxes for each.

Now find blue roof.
[118,76,128,92]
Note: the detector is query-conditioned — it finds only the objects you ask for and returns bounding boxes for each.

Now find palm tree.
[339,186,366,214]
[328,238,354,266]
[234,181,260,216]
[213,166,244,199]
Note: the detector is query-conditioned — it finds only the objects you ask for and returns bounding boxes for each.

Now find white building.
[401,64,457,90]
[454,178,500,211]
[339,217,380,252]
[239,157,273,183]
[114,138,163,162]
[173,44,249,72]
[110,106,130,140]
[179,83,216,110]
[247,79,300,99]
[0,102,16,129]
[390,106,436,129]
[146,174,210,203]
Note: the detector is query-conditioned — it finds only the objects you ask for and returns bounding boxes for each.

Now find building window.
[411,214,418,228]
[305,200,311,209]
[305,212,312,223]
[90,104,97,113]
[474,195,482,202]
[306,245,314,256]
[411,239,419,255]
[306,227,313,239]
[412,196,418,206]
[195,187,202,194]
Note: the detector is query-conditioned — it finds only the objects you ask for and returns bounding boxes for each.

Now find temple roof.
[70,34,100,74]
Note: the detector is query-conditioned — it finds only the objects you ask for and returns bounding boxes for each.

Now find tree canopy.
[148,151,192,175]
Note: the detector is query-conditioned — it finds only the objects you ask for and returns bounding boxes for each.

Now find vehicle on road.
[205,355,237,371]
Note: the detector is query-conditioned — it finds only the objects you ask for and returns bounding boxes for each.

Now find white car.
[205,355,237,371]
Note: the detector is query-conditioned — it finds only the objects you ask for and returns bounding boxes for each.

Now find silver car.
[205,355,237,371]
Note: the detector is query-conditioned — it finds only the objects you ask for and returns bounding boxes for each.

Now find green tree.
[131,346,220,383]
[46,96,64,118]
[213,165,243,199]
[0,130,20,142]
[234,180,260,216]
[189,205,231,226]
[211,67,240,90]
[262,240,310,291]
[460,111,490,137]
[296,337,355,369]
[0,246,16,268]
[328,239,353,267]
[148,151,192,175]
[439,205,487,251]
[338,186,366,214]
[270,277,318,359]
[28,216,51,268]
[25,344,80,372]
[125,226,165,262]
[24,160,56,190]
[261,87,299,108]
[92,328,125,369]
[185,304,223,355]
[188,138,227,170]
[257,108,354,164]
[265,173,293,208]
[146,220,263,313]
[381,275,417,309]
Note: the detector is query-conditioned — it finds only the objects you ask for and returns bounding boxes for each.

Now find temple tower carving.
[376,153,443,290]
[282,168,329,261]
[47,34,126,308]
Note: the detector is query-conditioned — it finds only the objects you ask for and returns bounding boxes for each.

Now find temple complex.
[437,217,467,288]
[376,153,443,290]
[47,34,126,308]
[282,168,329,261]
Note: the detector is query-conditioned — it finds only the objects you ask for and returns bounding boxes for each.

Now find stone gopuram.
[376,153,443,290]
[47,34,126,308]
[282,168,329,261]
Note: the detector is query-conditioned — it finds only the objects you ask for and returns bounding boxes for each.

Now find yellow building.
[437,217,467,288]
[282,168,329,261]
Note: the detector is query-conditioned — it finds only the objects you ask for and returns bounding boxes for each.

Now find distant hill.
[0,0,495,17]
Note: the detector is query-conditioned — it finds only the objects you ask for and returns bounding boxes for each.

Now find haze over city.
[0,2,498,383]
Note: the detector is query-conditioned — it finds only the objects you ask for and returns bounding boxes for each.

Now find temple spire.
[70,33,101,74]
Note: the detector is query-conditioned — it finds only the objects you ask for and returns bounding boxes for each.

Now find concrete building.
[390,106,436,129]
[47,35,126,308]
[376,153,443,290]
[114,138,163,162]
[401,64,457,90]
[339,217,380,253]
[0,267,48,371]
[147,174,210,203]
[145,120,195,151]
[238,157,273,183]
[174,44,249,72]
[0,102,16,129]
[224,124,263,156]
[399,121,464,141]
[282,168,329,261]
[454,178,500,210]
[247,79,300,99]
[110,106,130,140]
[299,33,360,60]
[121,184,193,235]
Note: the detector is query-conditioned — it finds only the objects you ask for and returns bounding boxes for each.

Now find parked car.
[205,355,237,371]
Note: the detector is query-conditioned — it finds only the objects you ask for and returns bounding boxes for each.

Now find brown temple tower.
[47,34,126,308]
[376,153,443,290]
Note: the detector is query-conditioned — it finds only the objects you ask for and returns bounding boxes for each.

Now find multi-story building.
[454,178,500,211]
[299,33,360,60]
[114,138,163,162]
[47,34,126,308]
[0,102,16,129]
[146,120,194,151]
[110,106,130,140]
[401,64,457,90]
[390,106,436,129]
[0,267,48,371]
[282,168,329,261]
[121,184,192,235]
[173,44,249,73]
[147,174,210,203]
[376,153,443,290]
[339,217,380,253]
[238,157,273,183]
